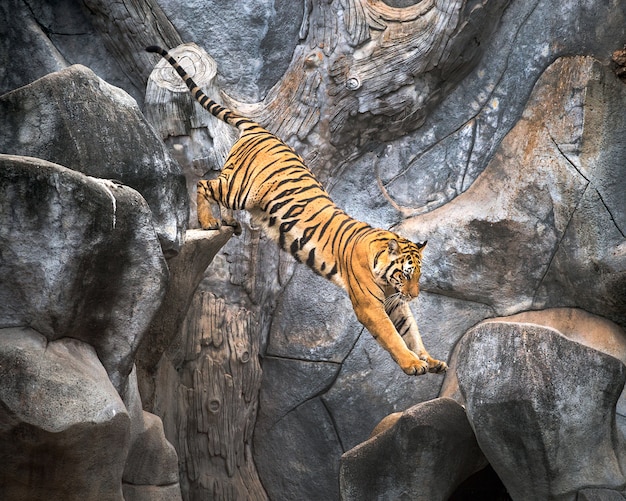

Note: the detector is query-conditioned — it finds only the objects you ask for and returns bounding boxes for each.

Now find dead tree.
[141,1,507,499]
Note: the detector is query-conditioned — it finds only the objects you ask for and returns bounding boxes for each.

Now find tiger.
[147,45,447,376]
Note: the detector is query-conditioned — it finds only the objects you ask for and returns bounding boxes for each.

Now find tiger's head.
[374,237,427,300]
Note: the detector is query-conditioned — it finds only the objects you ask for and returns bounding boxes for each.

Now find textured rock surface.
[2,0,626,499]
[0,151,190,499]
[0,154,168,391]
[397,56,626,324]
[577,489,626,501]
[455,321,626,500]
[121,367,182,499]
[0,327,130,500]
[340,397,487,501]
[0,64,188,256]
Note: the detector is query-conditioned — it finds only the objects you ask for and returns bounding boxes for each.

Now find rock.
[455,320,626,500]
[123,411,179,486]
[0,327,130,500]
[156,0,296,100]
[339,398,487,501]
[121,366,181,498]
[442,308,626,409]
[577,489,626,501]
[0,154,168,391]
[367,1,626,220]
[0,64,188,256]
[255,398,343,501]
[256,285,493,496]
[0,0,67,94]
[397,56,626,327]
[136,228,233,409]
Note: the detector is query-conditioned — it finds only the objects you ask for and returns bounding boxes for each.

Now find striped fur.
[147,45,447,375]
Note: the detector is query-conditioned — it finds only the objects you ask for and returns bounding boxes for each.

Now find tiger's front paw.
[416,353,448,374]
[398,353,429,376]
[426,358,448,374]
[198,216,221,231]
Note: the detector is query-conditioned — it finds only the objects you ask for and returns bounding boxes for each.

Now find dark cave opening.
[449,465,512,500]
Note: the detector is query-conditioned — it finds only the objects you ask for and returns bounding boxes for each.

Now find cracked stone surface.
[397,56,626,325]
[2,0,625,498]
[455,320,626,500]
[257,53,626,497]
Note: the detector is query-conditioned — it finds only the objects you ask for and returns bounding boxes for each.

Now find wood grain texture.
[141,2,508,500]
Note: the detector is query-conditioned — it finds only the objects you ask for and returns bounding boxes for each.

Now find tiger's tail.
[146,45,253,132]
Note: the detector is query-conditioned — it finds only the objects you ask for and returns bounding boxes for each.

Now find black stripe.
[306,248,316,268]
[325,263,338,279]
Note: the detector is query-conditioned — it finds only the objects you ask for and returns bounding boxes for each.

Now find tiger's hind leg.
[197,179,242,235]
[385,298,448,373]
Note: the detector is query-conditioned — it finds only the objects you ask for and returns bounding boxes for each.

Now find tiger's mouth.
[385,291,412,306]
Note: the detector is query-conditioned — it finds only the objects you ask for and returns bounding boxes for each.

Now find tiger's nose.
[407,282,420,298]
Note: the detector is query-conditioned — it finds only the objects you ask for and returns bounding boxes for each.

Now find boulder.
[0,154,168,391]
[339,398,487,501]
[0,327,130,500]
[120,366,182,500]
[455,320,626,500]
[123,411,179,485]
[0,64,188,256]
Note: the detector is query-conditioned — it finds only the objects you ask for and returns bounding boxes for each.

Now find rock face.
[0,328,130,500]
[0,154,168,391]
[397,55,626,324]
[2,0,626,499]
[455,320,626,500]
[0,152,193,499]
[0,64,188,257]
[339,397,487,501]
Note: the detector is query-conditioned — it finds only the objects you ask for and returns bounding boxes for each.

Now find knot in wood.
[345,76,361,90]
[208,399,221,413]
[151,43,217,93]
[304,50,323,68]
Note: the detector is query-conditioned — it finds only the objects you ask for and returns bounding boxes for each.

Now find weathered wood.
[136,228,232,409]
[153,291,266,501]
[140,2,509,500]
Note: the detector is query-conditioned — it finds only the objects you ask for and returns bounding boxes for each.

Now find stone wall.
[1,0,625,500]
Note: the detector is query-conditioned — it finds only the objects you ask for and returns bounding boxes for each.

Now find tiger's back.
[147,45,447,376]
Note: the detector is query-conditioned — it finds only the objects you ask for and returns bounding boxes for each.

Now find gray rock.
[0,154,168,391]
[266,264,358,363]
[123,411,179,486]
[0,327,130,500]
[0,0,67,94]
[0,64,188,256]
[577,489,626,501]
[157,0,302,100]
[254,397,343,501]
[456,321,626,500]
[121,366,181,495]
[396,56,626,327]
[255,356,341,429]
[367,1,626,217]
[340,398,487,501]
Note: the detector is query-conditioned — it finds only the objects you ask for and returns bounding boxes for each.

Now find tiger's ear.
[417,240,427,250]
[387,239,400,258]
